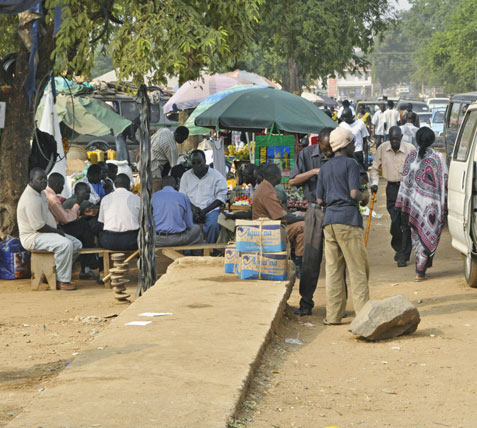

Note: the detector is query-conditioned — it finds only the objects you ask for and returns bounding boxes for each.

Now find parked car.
[430,108,446,146]
[447,101,477,286]
[355,100,383,115]
[427,97,449,112]
[396,99,430,113]
[71,90,178,151]
[417,112,432,126]
[443,92,477,163]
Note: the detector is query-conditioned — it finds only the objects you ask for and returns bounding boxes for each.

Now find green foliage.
[237,0,394,92]
[419,0,477,92]
[0,14,18,59]
[92,49,113,79]
[46,0,261,85]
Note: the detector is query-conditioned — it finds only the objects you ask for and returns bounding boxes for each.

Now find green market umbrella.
[194,87,337,134]
[185,84,267,135]
[35,94,131,137]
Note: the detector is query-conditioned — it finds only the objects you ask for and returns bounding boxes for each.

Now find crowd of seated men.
[17,143,300,290]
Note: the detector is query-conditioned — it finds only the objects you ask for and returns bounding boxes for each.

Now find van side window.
[121,101,139,121]
[150,104,161,123]
[448,102,461,131]
[454,110,477,161]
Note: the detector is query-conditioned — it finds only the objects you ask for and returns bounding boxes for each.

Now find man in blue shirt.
[316,127,370,325]
[152,176,203,247]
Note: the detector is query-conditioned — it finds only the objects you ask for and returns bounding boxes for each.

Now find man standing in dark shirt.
[316,127,370,325]
[289,127,333,316]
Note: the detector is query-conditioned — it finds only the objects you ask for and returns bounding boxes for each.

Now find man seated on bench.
[45,173,100,281]
[252,163,305,277]
[179,149,228,243]
[17,168,82,291]
[152,176,203,248]
[98,173,140,251]
[73,164,111,204]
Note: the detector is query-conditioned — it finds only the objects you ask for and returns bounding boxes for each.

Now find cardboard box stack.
[224,219,288,281]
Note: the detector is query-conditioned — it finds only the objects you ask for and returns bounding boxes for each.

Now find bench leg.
[31,253,57,291]
[103,251,111,288]
[203,248,211,257]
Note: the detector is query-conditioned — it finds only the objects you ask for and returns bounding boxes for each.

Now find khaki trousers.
[287,221,305,257]
[323,224,370,323]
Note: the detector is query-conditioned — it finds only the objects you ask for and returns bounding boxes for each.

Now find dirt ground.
[1,194,477,428]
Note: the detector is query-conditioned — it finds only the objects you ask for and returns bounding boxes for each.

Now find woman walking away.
[396,127,448,281]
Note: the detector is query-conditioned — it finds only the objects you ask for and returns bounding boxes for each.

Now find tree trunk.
[0,24,54,237]
[286,57,302,95]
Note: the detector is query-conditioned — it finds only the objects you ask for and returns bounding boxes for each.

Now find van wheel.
[464,254,477,288]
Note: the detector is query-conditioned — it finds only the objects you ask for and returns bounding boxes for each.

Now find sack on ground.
[0,236,30,280]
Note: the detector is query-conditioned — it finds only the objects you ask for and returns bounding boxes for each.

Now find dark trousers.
[298,204,325,309]
[386,182,412,262]
[354,151,365,169]
[62,218,97,270]
[99,229,139,251]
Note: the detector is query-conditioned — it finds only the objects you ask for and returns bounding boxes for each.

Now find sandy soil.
[234,197,477,428]
[0,253,173,427]
[1,194,477,428]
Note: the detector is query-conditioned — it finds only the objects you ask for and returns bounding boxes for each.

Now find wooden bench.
[30,244,227,291]
[155,243,227,260]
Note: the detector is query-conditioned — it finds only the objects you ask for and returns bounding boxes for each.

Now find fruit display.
[234,195,253,206]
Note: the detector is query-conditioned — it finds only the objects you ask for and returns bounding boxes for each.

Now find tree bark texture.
[0,24,54,237]
[286,57,302,95]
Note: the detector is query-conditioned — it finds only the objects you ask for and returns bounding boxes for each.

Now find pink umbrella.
[225,69,280,88]
[164,74,247,114]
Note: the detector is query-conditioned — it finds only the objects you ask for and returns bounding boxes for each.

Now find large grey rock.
[349,295,420,341]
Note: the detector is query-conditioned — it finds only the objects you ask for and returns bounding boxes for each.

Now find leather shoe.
[397,260,408,267]
[294,307,312,316]
[57,281,76,291]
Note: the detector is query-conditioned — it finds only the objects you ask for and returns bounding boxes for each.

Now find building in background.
[327,68,373,101]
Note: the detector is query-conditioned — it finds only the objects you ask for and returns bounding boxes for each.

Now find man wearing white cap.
[315,127,370,325]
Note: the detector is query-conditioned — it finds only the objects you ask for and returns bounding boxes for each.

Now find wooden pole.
[364,192,376,247]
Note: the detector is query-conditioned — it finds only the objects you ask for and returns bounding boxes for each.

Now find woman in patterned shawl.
[396,127,448,281]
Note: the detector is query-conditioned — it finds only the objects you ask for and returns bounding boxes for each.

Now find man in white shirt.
[400,112,420,148]
[98,174,140,251]
[337,99,355,119]
[17,168,82,290]
[179,149,228,243]
[372,103,386,148]
[383,100,400,138]
[339,108,369,169]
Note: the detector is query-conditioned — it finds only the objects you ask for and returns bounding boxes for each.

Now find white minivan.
[448,102,477,286]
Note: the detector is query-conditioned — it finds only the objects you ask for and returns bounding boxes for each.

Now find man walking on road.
[289,127,333,316]
[370,126,415,267]
[383,100,400,138]
[372,103,386,148]
[339,108,369,169]
[316,127,370,325]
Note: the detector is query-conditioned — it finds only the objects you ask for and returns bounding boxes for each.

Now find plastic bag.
[0,236,30,280]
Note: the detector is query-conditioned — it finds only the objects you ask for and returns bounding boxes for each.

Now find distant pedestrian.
[383,100,400,138]
[339,108,369,169]
[337,99,355,119]
[316,127,370,325]
[372,103,387,148]
[400,112,419,148]
[396,127,448,281]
